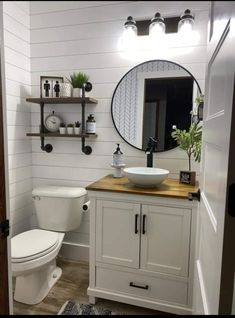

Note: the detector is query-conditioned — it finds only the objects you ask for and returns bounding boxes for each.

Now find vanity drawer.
[96,266,188,305]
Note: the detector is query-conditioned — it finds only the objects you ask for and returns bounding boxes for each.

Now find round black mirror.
[111,59,202,152]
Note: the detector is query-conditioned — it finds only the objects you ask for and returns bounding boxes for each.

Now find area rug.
[57,300,120,315]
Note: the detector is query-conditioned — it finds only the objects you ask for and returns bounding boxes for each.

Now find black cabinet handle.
[129,282,149,290]
[228,183,235,217]
[135,214,138,234]
[142,214,146,234]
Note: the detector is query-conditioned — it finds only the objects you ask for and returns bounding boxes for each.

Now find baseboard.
[59,241,89,262]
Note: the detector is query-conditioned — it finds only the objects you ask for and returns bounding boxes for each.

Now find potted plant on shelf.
[67,123,74,134]
[171,122,202,185]
[59,122,66,134]
[67,72,89,97]
[74,121,81,134]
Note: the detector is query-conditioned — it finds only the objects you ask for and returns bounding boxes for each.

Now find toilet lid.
[11,229,59,262]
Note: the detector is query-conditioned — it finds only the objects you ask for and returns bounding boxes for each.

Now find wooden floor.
[13,257,170,315]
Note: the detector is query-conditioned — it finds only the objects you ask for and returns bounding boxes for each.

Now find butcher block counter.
[86,174,198,200]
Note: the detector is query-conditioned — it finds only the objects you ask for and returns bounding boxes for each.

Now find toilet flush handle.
[32,196,41,201]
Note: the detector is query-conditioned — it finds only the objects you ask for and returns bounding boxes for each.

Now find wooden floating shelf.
[26,133,97,138]
[26,97,98,104]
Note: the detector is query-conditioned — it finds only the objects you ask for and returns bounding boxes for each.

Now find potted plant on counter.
[67,72,89,97]
[59,122,66,134]
[171,122,202,185]
[74,121,81,134]
[67,123,74,134]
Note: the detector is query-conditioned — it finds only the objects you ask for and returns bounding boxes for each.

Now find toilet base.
[14,259,62,305]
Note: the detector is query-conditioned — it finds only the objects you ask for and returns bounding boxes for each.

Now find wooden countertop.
[86,175,199,199]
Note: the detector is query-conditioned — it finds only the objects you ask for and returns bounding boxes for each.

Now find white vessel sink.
[123,167,169,187]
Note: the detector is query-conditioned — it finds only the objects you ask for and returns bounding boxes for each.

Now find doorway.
[0,55,9,314]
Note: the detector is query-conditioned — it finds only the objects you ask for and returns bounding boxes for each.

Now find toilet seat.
[11,229,60,263]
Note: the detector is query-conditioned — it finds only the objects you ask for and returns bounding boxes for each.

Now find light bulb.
[178,9,194,36]
[121,16,137,51]
[149,12,165,38]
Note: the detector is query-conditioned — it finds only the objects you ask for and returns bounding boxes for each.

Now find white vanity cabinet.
[87,176,198,315]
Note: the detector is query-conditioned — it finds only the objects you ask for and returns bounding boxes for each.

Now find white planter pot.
[67,127,74,134]
[60,83,72,97]
[72,88,82,97]
[59,127,66,134]
[74,127,80,134]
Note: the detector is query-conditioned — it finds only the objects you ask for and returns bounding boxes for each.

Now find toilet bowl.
[11,186,87,305]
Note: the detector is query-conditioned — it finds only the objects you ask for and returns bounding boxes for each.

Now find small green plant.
[67,123,74,127]
[171,123,202,171]
[195,94,204,105]
[67,72,89,88]
[60,122,66,127]
[75,121,81,128]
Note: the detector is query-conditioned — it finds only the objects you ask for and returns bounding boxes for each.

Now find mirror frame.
[111,59,202,152]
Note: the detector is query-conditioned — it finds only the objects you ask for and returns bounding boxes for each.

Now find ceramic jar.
[60,83,72,97]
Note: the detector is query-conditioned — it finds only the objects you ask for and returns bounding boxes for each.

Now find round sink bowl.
[123,167,169,187]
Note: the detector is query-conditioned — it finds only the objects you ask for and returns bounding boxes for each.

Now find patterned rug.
[58,300,120,315]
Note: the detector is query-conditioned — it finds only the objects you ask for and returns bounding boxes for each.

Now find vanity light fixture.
[178,9,194,34]
[121,10,195,52]
[149,12,166,38]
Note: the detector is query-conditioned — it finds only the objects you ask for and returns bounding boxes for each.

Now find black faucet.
[145,137,158,167]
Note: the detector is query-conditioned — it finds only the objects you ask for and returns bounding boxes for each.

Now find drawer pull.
[135,214,138,234]
[129,282,149,290]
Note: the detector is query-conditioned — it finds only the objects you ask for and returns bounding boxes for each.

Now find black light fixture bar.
[136,16,180,36]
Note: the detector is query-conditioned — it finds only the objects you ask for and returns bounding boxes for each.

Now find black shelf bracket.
[81,82,93,155]
[40,102,53,153]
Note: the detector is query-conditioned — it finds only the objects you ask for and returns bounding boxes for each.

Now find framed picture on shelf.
[179,170,196,186]
[40,76,64,98]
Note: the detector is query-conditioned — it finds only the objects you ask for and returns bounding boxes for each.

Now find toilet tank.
[32,186,87,232]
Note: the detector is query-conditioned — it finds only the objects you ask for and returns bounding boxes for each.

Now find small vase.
[72,88,82,97]
[59,127,66,134]
[60,83,72,97]
[67,127,74,134]
[74,127,80,134]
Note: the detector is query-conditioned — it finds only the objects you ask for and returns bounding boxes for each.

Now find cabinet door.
[96,200,140,268]
[140,204,191,277]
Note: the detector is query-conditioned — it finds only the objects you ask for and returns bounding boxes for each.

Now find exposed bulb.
[149,12,165,38]
[178,9,194,36]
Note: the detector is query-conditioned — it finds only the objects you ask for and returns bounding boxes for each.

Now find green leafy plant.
[75,121,80,128]
[67,72,89,88]
[60,122,66,127]
[195,94,204,105]
[171,123,202,171]
[67,123,74,127]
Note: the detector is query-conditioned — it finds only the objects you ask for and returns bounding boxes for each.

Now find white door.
[96,200,140,268]
[140,204,191,276]
[193,2,235,314]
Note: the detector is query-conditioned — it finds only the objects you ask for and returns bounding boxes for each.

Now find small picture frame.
[40,76,64,98]
[179,171,196,186]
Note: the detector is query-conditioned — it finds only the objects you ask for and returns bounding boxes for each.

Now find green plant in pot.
[74,121,81,134]
[67,72,89,97]
[67,123,74,134]
[171,122,202,185]
[59,122,66,134]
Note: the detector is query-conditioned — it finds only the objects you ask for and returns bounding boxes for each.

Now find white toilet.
[11,186,87,305]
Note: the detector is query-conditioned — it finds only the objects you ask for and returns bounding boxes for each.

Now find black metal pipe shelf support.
[81,83,92,155]
[40,102,53,153]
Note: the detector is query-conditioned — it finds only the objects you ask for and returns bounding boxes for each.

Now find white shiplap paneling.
[30,1,209,253]
[3,1,32,235]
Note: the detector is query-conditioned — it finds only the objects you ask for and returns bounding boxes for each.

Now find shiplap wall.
[30,1,209,259]
[2,1,32,237]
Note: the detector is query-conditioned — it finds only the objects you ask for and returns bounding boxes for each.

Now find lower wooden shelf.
[26,133,97,138]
